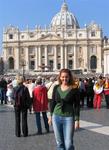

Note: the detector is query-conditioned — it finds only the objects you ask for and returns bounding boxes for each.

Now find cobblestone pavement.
[0,104,109,150]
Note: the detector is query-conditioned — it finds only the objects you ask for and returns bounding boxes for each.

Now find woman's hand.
[75,120,80,130]
[48,116,52,126]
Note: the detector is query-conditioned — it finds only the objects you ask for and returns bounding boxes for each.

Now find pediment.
[37,34,62,41]
[6,26,19,33]
[87,21,100,30]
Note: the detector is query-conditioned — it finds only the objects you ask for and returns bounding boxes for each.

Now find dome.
[50,2,79,29]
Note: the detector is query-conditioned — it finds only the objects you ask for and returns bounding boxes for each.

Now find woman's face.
[60,72,70,85]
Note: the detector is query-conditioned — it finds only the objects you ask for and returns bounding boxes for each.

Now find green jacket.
[50,85,80,121]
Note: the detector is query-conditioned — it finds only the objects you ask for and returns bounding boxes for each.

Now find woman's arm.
[48,85,58,125]
[74,88,80,130]
[49,85,58,114]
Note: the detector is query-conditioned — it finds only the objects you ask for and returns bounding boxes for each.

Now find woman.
[48,69,80,150]
[93,79,103,109]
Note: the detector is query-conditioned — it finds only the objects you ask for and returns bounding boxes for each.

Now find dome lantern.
[61,2,68,12]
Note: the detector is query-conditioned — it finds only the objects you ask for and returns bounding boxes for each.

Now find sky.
[0,0,109,54]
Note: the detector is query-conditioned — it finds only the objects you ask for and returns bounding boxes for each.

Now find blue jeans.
[52,114,75,150]
[35,112,49,133]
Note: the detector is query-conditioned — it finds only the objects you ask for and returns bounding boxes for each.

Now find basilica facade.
[2,2,104,75]
[103,39,109,76]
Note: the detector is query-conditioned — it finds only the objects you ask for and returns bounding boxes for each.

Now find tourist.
[93,78,103,109]
[14,76,31,137]
[0,77,7,104]
[48,69,80,150]
[33,77,49,135]
[86,78,94,108]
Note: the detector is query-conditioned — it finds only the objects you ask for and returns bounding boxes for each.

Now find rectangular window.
[91,31,95,37]
[29,32,34,38]
[68,60,73,69]
[21,35,24,39]
[9,34,13,39]
[57,63,61,69]
[49,60,53,71]
[30,61,35,70]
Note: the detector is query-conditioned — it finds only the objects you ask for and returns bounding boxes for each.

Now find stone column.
[35,46,38,70]
[3,48,7,62]
[25,47,29,70]
[45,45,48,66]
[104,51,106,75]
[15,47,20,70]
[96,45,102,73]
[64,45,68,68]
[73,45,76,69]
[54,45,57,70]
[3,47,7,71]
[83,46,88,70]
[104,51,109,75]
[38,46,42,70]
[61,45,64,69]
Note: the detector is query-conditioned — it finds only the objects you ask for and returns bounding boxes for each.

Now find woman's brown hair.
[58,68,73,85]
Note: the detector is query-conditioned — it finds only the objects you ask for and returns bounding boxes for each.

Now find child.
[6,84,14,105]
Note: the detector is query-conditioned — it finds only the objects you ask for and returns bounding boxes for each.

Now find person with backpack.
[14,76,31,137]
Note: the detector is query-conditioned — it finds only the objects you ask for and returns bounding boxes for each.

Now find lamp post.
[20,59,26,78]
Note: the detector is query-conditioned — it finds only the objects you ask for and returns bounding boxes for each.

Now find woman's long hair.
[58,68,73,85]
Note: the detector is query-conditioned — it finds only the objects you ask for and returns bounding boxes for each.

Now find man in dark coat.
[0,77,7,104]
[14,76,31,137]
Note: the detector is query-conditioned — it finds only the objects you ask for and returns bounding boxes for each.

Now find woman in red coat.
[33,77,49,135]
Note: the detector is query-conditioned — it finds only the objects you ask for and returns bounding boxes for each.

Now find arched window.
[8,57,14,69]
[90,55,97,69]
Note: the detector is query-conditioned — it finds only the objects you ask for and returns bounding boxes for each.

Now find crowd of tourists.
[0,73,109,110]
[0,70,109,150]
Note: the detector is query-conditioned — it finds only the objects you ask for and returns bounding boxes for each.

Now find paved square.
[0,105,109,150]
